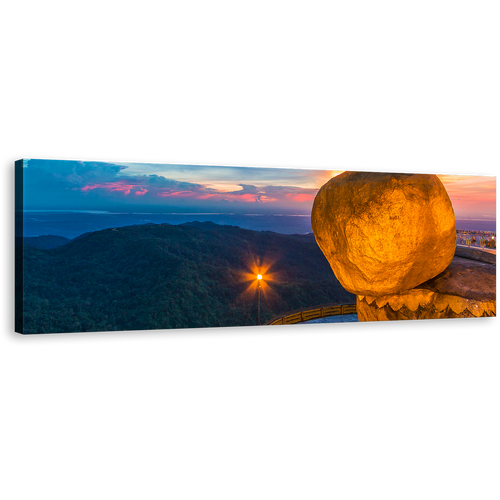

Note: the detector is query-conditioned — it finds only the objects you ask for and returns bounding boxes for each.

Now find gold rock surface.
[311,172,456,296]
[356,255,496,321]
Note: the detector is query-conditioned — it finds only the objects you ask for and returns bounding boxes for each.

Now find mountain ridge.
[17,235,71,250]
[16,222,354,333]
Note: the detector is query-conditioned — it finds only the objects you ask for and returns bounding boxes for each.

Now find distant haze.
[20,212,316,239]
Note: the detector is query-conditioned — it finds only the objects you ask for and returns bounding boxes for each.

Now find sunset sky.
[22,159,496,220]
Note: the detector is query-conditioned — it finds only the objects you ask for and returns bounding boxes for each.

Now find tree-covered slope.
[20,235,71,249]
[17,222,354,333]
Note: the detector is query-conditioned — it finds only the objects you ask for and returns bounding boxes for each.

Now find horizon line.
[21,209,496,221]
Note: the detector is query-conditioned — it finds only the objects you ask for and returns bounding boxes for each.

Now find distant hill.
[20,235,71,249]
[16,222,354,334]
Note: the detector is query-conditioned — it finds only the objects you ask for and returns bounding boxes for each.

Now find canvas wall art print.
[15,159,496,334]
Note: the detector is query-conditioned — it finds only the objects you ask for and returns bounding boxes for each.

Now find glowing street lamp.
[257,274,263,325]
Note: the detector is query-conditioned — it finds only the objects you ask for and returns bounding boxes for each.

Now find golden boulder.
[311,172,456,296]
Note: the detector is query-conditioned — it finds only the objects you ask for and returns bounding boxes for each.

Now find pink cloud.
[154,186,316,205]
[158,190,259,202]
[240,193,262,202]
[78,182,147,196]
[286,193,315,203]
[75,177,320,208]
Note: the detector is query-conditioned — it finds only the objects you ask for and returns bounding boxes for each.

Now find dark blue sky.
[21,159,335,214]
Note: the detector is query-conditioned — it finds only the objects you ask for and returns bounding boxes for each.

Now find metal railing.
[266,303,357,325]
[456,230,495,250]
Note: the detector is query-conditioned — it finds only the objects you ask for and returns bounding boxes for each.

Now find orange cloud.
[157,190,196,197]
[158,190,261,202]
[439,174,496,219]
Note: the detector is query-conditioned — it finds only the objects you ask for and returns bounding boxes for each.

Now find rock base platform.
[356,252,496,321]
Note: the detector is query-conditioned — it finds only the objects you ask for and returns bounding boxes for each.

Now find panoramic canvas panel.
[15,159,496,334]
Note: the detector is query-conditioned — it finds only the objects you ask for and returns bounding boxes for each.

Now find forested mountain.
[16,222,354,333]
[19,235,71,249]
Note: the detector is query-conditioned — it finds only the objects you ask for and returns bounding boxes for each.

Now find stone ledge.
[455,245,496,264]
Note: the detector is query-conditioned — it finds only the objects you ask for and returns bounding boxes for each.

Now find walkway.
[266,303,357,325]
[303,314,359,324]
